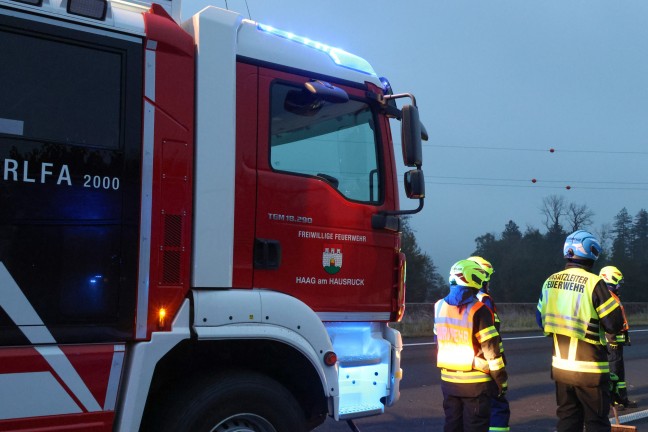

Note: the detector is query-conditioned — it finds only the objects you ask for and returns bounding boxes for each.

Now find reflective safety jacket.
[434,298,507,396]
[477,291,501,331]
[537,262,624,386]
[476,291,505,357]
[605,291,630,345]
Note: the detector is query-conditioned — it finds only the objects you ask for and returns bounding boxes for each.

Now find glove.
[498,381,508,398]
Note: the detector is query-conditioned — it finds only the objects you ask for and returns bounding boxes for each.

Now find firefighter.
[434,259,508,432]
[536,230,625,432]
[599,265,638,410]
[467,256,510,432]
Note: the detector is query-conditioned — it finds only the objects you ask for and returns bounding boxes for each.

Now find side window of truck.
[269,82,381,203]
[0,28,121,148]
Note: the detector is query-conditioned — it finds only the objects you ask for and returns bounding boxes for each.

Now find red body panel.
[232,63,259,288]
[0,413,114,432]
[142,6,195,336]
[0,346,119,431]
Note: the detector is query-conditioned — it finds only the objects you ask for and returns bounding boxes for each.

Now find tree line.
[403,195,648,303]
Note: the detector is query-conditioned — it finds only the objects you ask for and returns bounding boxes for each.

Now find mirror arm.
[371,198,425,231]
[383,93,418,107]
[365,91,401,118]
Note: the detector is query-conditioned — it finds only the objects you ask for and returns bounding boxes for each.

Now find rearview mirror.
[404,169,425,199]
[401,104,422,167]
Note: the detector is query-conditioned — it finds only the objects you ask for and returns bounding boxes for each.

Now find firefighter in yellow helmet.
[599,265,637,410]
[434,259,508,432]
[536,230,624,432]
[467,256,510,432]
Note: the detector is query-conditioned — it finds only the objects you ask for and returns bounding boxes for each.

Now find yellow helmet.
[467,256,494,282]
[599,266,624,286]
[449,259,488,290]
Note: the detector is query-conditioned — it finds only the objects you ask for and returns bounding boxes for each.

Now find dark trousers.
[490,394,510,431]
[555,381,610,432]
[609,345,628,401]
[443,392,491,432]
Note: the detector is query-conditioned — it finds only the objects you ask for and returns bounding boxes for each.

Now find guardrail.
[392,302,648,337]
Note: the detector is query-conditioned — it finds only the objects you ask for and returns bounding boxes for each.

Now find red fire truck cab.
[0,0,425,430]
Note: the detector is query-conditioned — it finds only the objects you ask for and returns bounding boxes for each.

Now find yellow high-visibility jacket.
[537,263,624,386]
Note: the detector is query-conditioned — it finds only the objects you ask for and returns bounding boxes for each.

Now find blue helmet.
[563,230,601,261]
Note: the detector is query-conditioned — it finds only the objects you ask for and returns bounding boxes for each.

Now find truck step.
[338,403,384,420]
[337,354,382,367]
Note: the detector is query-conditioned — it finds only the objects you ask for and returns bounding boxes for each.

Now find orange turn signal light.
[158,308,167,328]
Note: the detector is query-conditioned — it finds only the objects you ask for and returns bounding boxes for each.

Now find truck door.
[253,68,398,315]
[0,11,141,429]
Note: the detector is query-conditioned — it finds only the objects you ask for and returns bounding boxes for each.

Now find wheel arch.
[141,290,338,430]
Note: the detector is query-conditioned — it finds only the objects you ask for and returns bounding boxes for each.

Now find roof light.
[379,77,394,95]
[257,23,377,76]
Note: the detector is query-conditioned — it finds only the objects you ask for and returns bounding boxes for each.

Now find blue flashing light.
[257,23,377,76]
[89,274,103,284]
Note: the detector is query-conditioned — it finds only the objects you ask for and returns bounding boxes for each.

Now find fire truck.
[0,0,425,429]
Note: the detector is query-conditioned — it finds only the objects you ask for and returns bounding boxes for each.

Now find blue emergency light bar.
[257,23,377,76]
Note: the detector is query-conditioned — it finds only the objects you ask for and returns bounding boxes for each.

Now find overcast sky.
[184,0,648,278]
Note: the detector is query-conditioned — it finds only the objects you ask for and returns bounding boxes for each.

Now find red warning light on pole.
[549,148,555,153]
[531,179,537,183]
[565,185,571,190]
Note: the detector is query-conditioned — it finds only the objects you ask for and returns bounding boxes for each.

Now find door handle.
[254,238,282,270]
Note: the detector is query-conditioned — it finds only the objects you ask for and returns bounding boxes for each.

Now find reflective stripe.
[553,334,562,358]
[441,369,492,383]
[568,337,578,361]
[543,313,588,339]
[489,428,510,431]
[618,382,627,389]
[597,296,619,319]
[552,357,609,373]
[476,325,498,343]
[488,356,505,371]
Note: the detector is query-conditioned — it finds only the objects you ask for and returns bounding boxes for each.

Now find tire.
[150,371,307,432]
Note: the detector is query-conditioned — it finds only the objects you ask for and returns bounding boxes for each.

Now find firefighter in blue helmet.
[536,230,624,432]
[435,259,508,432]
[467,256,510,432]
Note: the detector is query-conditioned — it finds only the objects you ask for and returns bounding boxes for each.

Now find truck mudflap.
[325,322,403,420]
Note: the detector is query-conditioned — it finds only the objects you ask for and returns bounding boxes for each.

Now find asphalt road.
[314,327,648,432]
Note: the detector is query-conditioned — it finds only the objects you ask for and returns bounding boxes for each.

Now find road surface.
[314,327,648,431]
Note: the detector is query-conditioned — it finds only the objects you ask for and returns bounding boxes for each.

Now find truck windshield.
[270,82,381,203]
